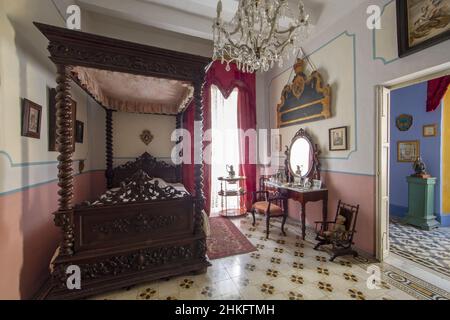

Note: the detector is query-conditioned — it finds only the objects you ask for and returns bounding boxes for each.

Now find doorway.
[376,65,450,273]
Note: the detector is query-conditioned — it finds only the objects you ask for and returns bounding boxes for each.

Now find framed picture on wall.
[329,126,348,151]
[22,99,42,139]
[423,124,438,137]
[75,120,84,143]
[398,140,420,162]
[397,0,450,58]
[271,133,283,152]
[48,88,77,152]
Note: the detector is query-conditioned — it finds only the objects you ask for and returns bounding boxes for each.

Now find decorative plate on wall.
[140,130,154,146]
[396,114,413,131]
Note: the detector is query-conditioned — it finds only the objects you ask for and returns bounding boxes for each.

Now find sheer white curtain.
[210,85,240,213]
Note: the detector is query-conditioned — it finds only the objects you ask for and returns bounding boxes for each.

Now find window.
[210,85,240,213]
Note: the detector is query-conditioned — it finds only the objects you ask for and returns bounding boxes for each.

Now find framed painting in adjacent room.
[398,140,420,162]
[397,0,450,57]
[22,99,42,139]
[423,124,438,137]
[48,88,77,151]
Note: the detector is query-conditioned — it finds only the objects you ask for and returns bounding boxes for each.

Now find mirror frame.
[286,128,321,180]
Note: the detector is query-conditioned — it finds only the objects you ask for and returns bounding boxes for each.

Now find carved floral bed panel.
[74,198,195,252]
[81,171,189,207]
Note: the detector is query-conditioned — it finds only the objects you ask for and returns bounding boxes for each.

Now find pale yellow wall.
[113,112,176,162]
[443,87,450,214]
[0,0,106,194]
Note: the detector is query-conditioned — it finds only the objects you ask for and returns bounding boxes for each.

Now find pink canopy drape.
[427,76,450,112]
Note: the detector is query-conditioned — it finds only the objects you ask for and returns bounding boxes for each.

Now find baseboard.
[389,204,408,218]
[284,216,376,259]
[438,214,450,227]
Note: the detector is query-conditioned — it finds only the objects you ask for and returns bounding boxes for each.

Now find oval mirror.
[289,137,312,178]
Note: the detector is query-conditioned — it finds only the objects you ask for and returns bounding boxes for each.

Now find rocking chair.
[314,200,360,261]
[251,177,288,239]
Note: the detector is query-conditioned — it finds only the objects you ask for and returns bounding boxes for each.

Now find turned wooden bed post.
[175,112,183,183]
[193,71,206,235]
[54,64,75,257]
[105,109,114,189]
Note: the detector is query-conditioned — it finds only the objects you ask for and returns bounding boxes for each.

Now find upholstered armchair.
[251,177,288,239]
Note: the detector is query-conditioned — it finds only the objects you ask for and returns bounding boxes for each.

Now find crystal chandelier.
[213,0,311,73]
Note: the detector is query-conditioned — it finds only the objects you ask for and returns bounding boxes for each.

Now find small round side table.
[218,176,247,217]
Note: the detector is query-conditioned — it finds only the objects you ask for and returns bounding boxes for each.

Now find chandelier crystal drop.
[213,0,311,73]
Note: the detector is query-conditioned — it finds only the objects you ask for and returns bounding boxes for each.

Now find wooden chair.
[251,176,288,239]
[314,200,360,261]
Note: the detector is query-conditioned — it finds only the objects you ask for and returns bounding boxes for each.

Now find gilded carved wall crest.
[140,130,154,146]
[277,59,332,128]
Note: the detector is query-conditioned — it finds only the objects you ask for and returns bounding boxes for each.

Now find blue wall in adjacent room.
[389,82,442,218]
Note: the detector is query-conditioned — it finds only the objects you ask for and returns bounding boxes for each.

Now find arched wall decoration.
[277,59,332,128]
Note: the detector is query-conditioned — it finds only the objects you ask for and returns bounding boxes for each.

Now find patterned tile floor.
[92,215,450,300]
[390,219,450,278]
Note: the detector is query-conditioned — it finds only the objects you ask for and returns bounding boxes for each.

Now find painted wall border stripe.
[0,169,105,197]
[0,151,87,168]
[322,169,375,177]
[267,30,358,161]
[372,0,399,65]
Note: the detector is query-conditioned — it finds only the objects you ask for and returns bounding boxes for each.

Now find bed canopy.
[73,66,194,115]
[34,22,211,299]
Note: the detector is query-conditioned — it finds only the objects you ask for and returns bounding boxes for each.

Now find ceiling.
[63,0,363,41]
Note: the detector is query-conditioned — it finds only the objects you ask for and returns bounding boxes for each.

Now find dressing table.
[265,129,328,240]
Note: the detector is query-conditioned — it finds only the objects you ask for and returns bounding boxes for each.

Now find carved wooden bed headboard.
[112,153,181,187]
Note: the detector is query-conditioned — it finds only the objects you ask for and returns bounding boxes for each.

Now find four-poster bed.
[34,22,211,300]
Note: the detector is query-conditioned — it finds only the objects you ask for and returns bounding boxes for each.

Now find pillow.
[150,178,168,187]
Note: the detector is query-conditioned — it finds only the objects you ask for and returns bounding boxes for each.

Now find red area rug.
[207,217,257,260]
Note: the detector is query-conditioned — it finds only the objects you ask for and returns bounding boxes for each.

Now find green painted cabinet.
[405,177,440,230]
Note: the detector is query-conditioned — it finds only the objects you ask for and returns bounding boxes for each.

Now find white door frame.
[375,64,450,262]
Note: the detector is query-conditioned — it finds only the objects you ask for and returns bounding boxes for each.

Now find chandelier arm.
[224,36,254,56]
[275,25,300,35]
[217,24,240,38]
[228,21,242,36]
[258,1,283,50]
[275,29,295,47]
[256,14,265,49]
[277,39,292,55]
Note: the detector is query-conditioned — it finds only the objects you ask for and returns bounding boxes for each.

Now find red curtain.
[183,61,256,215]
[237,85,257,211]
[427,76,450,112]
